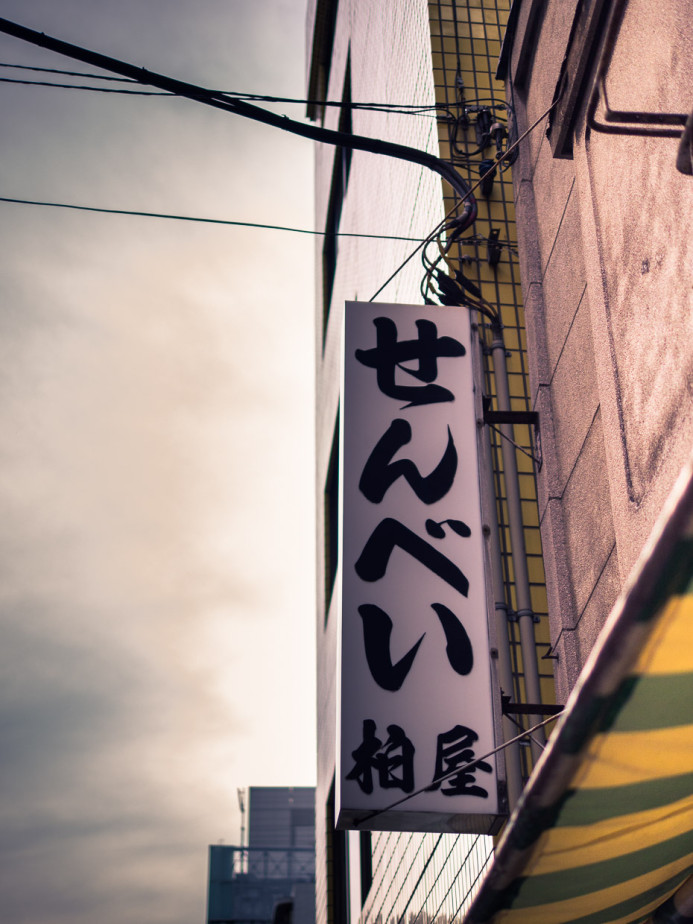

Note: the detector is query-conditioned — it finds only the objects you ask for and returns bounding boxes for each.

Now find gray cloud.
[0,1,316,922]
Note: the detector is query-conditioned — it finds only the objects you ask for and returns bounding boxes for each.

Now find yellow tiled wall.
[314,3,555,922]
[430,0,555,779]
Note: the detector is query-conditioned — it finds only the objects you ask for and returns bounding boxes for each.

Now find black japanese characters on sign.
[346,720,416,794]
[355,517,470,597]
[354,316,466,407]
[346,313,488,801]
[354,317,473,689]
[347,721,491,798]
[427,725,492,798]
[358,419,457,504]
[356,600,473,692]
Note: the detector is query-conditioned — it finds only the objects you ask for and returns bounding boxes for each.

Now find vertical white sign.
[337,302,500,832]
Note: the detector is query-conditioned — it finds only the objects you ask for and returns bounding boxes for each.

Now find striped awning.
[464,458,693,924]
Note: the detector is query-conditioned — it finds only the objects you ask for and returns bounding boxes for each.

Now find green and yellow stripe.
[463,462,693,924]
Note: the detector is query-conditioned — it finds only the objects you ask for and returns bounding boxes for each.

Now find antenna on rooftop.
[237,788,247,850]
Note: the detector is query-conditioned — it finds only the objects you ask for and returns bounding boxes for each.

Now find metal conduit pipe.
[475,327,524,810]
[481,425,524,810]
[489,322,545,763]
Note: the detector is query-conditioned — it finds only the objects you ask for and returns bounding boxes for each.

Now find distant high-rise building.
[207,787,315,924]
[248,788,316,852]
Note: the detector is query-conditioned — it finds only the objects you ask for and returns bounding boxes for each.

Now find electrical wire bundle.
[0,16,561,313]
[419,60,521,316]
[0,61,464,119]
[444,67,519,166]
[447,99,518,164]
[420,217,500,325]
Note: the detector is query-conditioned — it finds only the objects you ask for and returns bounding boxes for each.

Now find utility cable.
[0,196,425,241]
[503,711,547,753]
[368,94,562,302]
[0,74,441,111]
[0,61,479,116]
[0,18,476,211]
[0,61,134,79]
[353,711,563,827]
[0,19,558,302]
[486,423,541,466]
[0,73,450,117]
[0,75,168,93]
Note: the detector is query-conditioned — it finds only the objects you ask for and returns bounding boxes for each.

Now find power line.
[368,95,563,302]
[0,61,133,80]
[0,195,424,241]
[0,62,495,111]
[0,75,169,94]
[353,711,564,827]
[0,59,442,104]
[0,21,555,302]
[0,17,476,206]
[0,65,445,114]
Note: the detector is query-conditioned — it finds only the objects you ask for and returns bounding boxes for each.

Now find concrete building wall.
[308,0,693,921]
[509,0,693,702]
[308,2,448,921]
[308,2,552,922]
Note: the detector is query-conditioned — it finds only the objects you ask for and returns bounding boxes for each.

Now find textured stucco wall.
[510,0,693,702]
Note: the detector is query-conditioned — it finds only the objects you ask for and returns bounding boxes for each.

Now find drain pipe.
[475,323,524,809]
[489,320,545,763]
[479,421,525,809]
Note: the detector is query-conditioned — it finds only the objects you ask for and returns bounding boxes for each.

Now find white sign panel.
[337,302,500,832]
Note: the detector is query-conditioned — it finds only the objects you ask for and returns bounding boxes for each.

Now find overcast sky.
[0,3,316,922]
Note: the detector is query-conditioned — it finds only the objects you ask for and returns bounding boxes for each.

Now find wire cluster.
[445,66,518,165]
[419,66,519,318]
[420,220,500,324]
